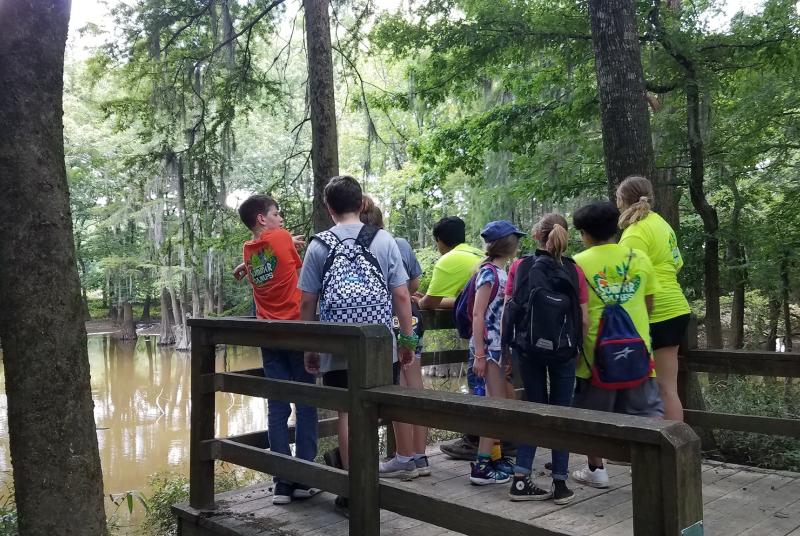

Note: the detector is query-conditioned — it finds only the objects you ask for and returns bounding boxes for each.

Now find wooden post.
[630,423,703,535]
[190,327,216,509]
[347,326,394,536]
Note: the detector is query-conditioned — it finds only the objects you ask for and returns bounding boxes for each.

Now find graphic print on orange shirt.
[242,228,302,320]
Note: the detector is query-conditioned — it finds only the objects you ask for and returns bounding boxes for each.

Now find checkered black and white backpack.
[313,224,393,329]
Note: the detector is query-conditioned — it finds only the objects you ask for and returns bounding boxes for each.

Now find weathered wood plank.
[366,385,691,458]
[214,372,349,412]
[214,439,349,497]
[189,318,393,357]
[680,349,800,377]
[379,480,565,536]
[190,330,217,510]
[347,329,394,536]
[684,409,800,438]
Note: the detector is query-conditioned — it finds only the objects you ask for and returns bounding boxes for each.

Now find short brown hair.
[324,175,363,215]
[238,195,277,230]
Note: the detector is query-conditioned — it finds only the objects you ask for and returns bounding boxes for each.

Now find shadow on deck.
[174,447,800,536]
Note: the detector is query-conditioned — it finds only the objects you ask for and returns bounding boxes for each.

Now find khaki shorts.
[572,377,664,418]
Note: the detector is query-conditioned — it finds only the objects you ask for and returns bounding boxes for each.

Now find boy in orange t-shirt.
[236,195,318,505]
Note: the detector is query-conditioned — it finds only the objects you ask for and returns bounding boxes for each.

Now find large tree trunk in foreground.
[305,0,338,232]
[588,0,655,195]
[0,1,106,533]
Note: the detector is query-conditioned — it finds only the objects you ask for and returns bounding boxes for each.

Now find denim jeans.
[262,348,318,483]
[513,353,576,481]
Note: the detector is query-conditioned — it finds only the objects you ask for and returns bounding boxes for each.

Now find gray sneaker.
[379,457,419,480]
[415,455,431,476]
[440,436,478,460]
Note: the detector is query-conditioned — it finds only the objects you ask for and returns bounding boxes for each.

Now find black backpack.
[503,252,582,361]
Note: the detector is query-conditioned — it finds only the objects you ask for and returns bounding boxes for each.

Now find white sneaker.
[572,465,609,488]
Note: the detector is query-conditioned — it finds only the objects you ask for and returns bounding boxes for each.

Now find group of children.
[236,173,690,512]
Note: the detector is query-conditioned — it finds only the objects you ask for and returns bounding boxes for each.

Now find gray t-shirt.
[395,237,422,283]
[299,223,408,372]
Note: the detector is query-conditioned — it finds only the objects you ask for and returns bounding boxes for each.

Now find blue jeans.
[261,348,318,483]
[513,353,576,481]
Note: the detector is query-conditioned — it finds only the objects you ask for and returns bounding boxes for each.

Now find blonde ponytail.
[534,213,570,264]
[546,223,568,261]
[616,175,654,229]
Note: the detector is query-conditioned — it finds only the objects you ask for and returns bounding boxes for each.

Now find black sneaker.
[324,447,343,469]
[292,483,320,500]
[440,435,478,460]
[334,495,349,518]
[553,480,575,505]
[273,481,293,505]
[508,475,552,501]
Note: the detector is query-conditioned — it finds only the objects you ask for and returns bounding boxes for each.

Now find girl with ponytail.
[616,176,691,422]
[503,213,589,505]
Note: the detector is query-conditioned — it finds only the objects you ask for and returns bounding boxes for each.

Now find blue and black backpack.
[583,250,653,390]
[453,263,499,340]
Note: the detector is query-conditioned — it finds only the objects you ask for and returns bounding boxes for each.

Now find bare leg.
[338,411,349,469]
[392,421,415,457]
[654,345,684,421]
[401,360,428,454]
[477,361,512,454]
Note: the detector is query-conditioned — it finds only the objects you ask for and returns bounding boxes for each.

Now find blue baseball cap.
[480,220,526,242]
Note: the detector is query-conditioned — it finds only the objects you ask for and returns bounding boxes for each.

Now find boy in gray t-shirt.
[298,176,415,513]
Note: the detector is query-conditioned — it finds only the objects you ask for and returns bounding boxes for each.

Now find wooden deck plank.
[174,456,800,536]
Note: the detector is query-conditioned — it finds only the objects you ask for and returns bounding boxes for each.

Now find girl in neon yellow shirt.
[616,176,691,422]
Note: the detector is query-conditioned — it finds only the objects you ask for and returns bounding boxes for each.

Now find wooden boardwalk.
[174,447,800,536]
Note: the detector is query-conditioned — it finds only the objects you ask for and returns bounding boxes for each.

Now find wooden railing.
[186,316,703,536]
[419,311,800,440]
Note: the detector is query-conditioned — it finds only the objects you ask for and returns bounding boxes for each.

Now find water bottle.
[473,377,486,396]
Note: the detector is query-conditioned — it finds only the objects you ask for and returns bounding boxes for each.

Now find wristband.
[397,332,419,351]
[473,354,487,360]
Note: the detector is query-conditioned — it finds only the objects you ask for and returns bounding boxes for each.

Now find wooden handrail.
[186,316,703,536]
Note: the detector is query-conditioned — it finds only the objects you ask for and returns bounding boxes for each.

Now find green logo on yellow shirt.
[592,261,641,304]
[249,247,278,286]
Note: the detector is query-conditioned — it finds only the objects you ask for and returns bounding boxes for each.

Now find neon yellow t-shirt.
[426,243,484,297]
[619,212,691,323]
[574,245,661,380]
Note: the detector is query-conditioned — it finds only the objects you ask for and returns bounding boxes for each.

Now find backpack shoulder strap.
[312,230,340,252]
[356,224,380,249]
[478,262,501,302]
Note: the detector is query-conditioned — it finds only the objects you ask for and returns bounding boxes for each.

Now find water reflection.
[0,335,266,495]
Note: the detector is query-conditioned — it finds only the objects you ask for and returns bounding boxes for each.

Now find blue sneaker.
[470,460,510,485]
[492,456,514,475]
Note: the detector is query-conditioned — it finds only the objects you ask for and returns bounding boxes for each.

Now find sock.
[490,442,502,461]
[413,453,426,460]
[589,463,604,472]
[396,454,413,463]
[476,452,492,464]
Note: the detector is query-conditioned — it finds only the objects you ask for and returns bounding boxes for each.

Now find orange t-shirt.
[243,228,302,320]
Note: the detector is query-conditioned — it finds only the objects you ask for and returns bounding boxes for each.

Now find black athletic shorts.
[650,313,691,350]
[322,362,401,388]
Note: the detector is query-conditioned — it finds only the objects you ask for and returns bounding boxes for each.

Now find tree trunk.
[304,0,339,231]
[766,297,781,351]
[141,292,152,324]
[118,301,137,340]
[726,175,746,349]
[159,286,175,345]
[686,77,722,348]
[0,2,106,533]
[781,257,792,352]
[588,0,655,195]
